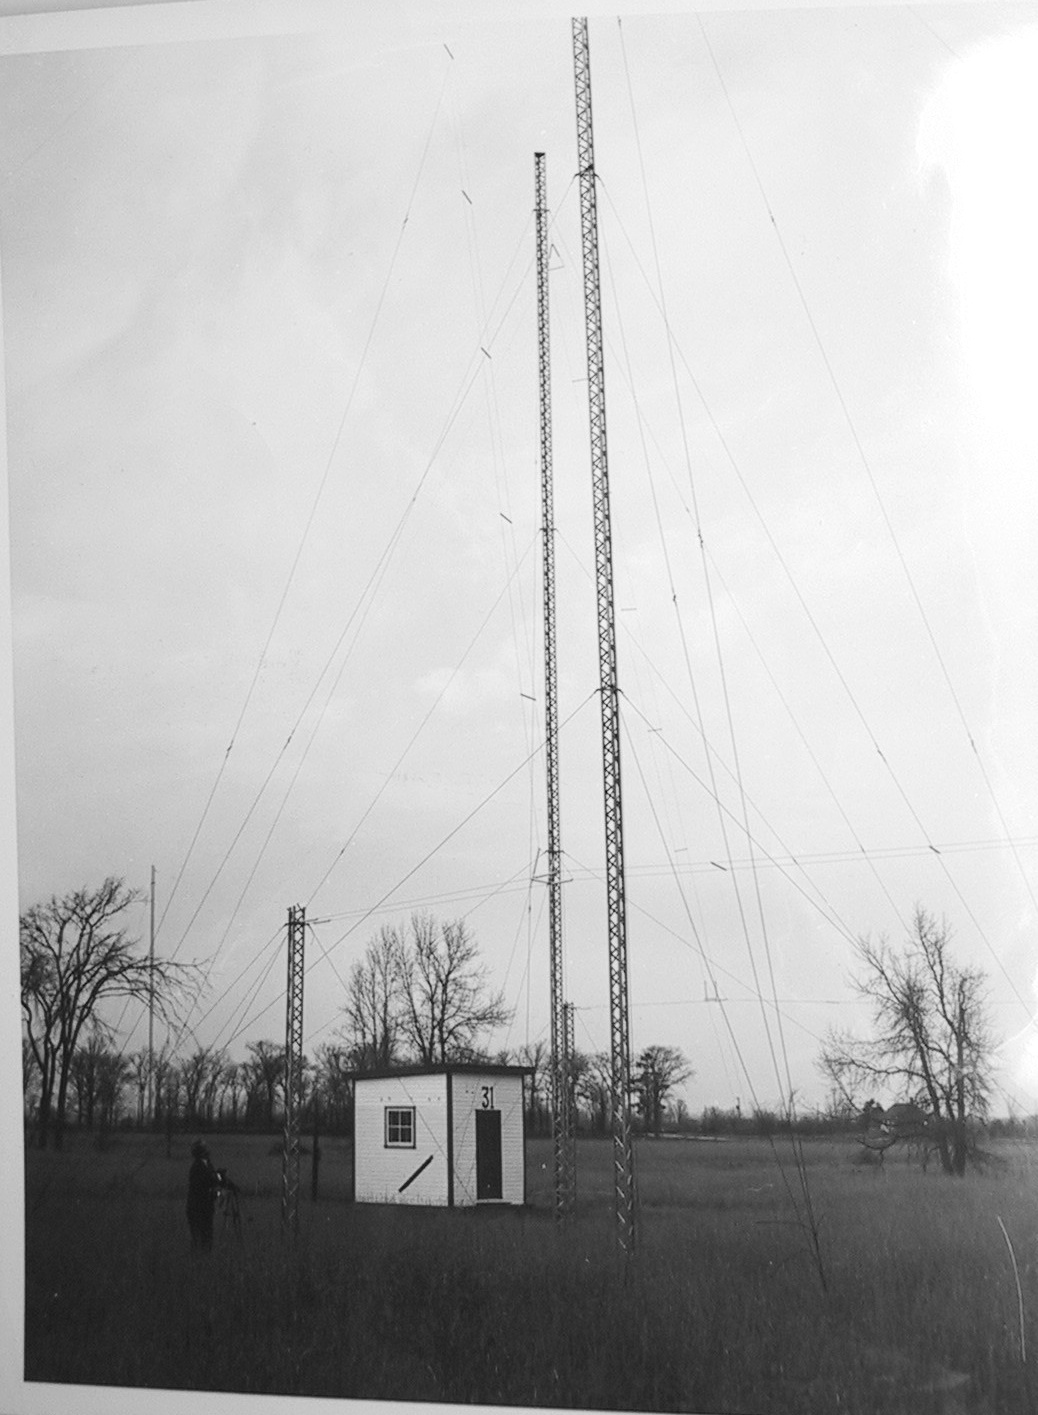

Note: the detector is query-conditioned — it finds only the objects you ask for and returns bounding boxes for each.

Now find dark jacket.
[186,1155,218,1219]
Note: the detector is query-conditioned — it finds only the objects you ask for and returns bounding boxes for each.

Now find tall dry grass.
[23,1131,1038,1411]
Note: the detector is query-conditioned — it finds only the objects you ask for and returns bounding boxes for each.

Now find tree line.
[22,882,1004,1172]
[20,881,696,1146]
[816,907,995,1176]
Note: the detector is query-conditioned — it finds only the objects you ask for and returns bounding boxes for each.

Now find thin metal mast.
[148,864,155,1125]
[572,15,635,1256]
[535,150,576,1222]
[282,903,306,1232]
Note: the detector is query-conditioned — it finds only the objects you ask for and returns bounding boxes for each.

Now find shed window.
[385,1106,416,1148]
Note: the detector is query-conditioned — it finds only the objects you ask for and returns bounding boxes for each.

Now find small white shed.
[351,1064,529,1207]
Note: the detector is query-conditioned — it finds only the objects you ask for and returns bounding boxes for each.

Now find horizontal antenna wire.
[219,693,598,1050]
[621,692,857,944]
[596,173,1034,1029]
[553,522,857,937]
[159,532,539,1057]
[305,533,538,906]
[151,53,457,957]
[563,845,824,1051]
[303,854,542,1053]
[144,229,539,1057]
[117,51,458,1049]
[696,13,1038,999]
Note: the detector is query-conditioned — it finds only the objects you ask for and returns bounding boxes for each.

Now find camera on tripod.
[214,1167,242,1231]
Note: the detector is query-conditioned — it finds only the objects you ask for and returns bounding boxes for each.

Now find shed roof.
[350,1063,533,1081]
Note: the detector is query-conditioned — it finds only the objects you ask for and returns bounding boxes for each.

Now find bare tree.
[66,1028,128,1142]
[242,1040,285,1127]
[819,907,994,1175]
[151,1044,178,1130]
[341,925,401,1068]
[20,878,195,1148]
[69,1025,109,1128]
[574,1050,611,1135]
[313,1042,354,1132]
[178,1047,227,1127]
[518,1040,549,1134]
[22,1036,41,1126]
[200,1050,228,1125]
[819,1084,862,1129]
[633,1045,693,1137]
[179,1047,212,1127]
[95,1048,130,1141]
[217,1061,244,1128]
[160,1060,182,1138]
[127,1049,150,1126]
[394,914,511,1064]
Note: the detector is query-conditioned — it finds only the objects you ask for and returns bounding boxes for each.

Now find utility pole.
[148,864,155,1126]
[536,150,577,1223]
[282,904,306,1233]
[572,15,636,1257]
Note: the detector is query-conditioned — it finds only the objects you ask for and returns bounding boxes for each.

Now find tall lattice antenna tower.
[535,150,576,1222]
[282,903,306,1232]
[572,15,636,1255]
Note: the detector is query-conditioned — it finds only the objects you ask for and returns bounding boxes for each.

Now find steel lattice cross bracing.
[572,15,635,1256]
[534,150,576,1222]
[281,903,305,1232]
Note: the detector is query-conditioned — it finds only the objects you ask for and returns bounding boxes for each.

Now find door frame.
[475,1106,503,1200]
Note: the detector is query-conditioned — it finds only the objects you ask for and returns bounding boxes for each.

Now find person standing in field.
[186,1140,219,1252]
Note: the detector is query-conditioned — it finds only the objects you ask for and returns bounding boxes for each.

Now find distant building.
[351,1064,529,1207]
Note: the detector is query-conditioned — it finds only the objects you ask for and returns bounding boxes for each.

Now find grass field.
[22,1129,1038,1412]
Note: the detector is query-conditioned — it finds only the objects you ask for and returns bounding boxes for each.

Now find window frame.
[384,1105,416,1149]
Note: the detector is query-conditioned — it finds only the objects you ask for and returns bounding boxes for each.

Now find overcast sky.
[5,0,1038,1120]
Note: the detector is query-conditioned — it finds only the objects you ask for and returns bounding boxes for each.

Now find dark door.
[475,1109,502,1200]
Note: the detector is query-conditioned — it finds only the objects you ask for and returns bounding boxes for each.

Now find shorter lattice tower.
[535,150,577,1222]
[281,903,306,1232]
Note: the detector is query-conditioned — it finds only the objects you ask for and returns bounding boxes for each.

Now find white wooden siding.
[354,1075,450,1205]
[450,1071,525,1205]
